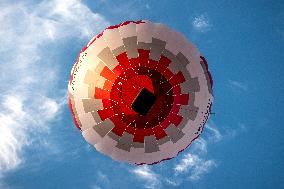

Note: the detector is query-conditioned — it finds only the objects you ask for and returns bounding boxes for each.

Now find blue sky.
[0,0,283,188]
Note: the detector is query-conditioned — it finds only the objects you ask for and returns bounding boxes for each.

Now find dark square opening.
[131,88,156,116]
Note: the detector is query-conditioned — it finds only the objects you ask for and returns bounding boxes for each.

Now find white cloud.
[174,153,217,181]
[0,97,26,172]
[89,171,109,189]
[192,137,208,154]
[36,0,108,39]
[132,165,161,189]
[171,122,221,183]
[188,155,217,181]
[164,178,181,187]
[172,121,240,182]
[224,122,247,139]
[0,0,109,175]
[129,123,222,187]
[0,94,63,173]
[97,171,110,184]
[192,14,211,32]
[206,122,222,142]
[228,79,248,91]
[174,153,199,173]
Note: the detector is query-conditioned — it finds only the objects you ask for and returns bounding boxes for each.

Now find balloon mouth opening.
[131,88,157,116]
[117,68,174,130]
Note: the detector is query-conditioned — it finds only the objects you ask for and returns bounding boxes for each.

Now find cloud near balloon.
[0,0,109,176]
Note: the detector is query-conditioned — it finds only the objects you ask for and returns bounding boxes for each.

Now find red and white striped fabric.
[68,20,213,165]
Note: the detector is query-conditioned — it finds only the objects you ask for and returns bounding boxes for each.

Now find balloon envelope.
[68,20,213,165]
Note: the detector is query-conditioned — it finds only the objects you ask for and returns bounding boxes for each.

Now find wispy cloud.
[130,123,222,188]
[89,171,110,189]
[192,14,211,32]
[174,153,217,181]
[194,121,247,181]
[169,122,221,184]
[0,0,108,176]
[228,79,248,91]
[188,157,217,181]
[174,153,199,173]
[0,95,64,174]
[164,178,181,187]
[206,122,222,142]
[224,122,247,139]
[97,171,110,184]
[173,129,219,182]
[192,137,208,154]
[132,165,161,189]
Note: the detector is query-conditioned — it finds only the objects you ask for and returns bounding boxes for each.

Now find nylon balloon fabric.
[68,20,213,165]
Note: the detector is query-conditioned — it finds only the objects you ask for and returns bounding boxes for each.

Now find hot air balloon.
[68,20,213,165]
